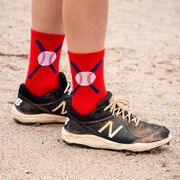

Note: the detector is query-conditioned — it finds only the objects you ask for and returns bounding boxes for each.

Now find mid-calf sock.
[69,50,107,115]
[25,29,65,96]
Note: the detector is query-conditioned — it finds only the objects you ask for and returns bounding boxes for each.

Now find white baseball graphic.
[38,51,57,66]
[75,72,96,86]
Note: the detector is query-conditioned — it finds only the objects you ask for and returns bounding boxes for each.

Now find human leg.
[62,0,171,151]
[63,0,108,115]
[25,0,65,96]
[12,0,70,124]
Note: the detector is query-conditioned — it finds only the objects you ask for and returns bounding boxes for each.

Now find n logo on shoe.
[98,121,123,138]
[52,101,67,115]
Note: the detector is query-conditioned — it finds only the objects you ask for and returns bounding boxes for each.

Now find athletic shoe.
[11,72,70,124]
[61,92,171,152]
[104,95,171,145]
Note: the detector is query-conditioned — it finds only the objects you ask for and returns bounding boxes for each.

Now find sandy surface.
[0,0,180,179]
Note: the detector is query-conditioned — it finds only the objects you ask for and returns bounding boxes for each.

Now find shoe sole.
[11,105,65,124]
[61,127,171,152]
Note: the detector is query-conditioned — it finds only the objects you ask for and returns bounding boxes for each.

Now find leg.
[32,0,64,34]
[63,0,108,53]
[62,0,171,151]
[25,0,65,95]
[12,0,70,124]
[63,0,108,114]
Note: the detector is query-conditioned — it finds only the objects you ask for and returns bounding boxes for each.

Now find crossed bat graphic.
[70,59,103,95]
[28,40,62,79]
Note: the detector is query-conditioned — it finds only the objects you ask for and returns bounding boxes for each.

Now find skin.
[31,0,108,52]
[32,0,64,34]
[63,0,109,53]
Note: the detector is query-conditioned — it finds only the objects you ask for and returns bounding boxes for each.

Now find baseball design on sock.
[70,59,102,94]
[76,72,96,86]
[28,40,62,79]
[25,29,65,96]
[69,50,106,115]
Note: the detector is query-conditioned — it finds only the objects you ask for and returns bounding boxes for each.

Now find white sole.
[11,105,65,124]
[61,127,171,152]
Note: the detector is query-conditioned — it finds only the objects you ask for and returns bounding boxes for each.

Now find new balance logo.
[52,101,67,115]
[64,117,70,125]
[15,98,23,106]
[98,121,123,138]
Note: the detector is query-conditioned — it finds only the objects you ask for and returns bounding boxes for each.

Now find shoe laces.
[104,96,140,126]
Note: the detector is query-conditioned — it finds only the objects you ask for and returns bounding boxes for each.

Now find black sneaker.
[11,72,70,124]
[103,94,171,147]
[61,92,171,152]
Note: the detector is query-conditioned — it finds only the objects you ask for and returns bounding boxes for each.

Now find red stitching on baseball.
[79,73,83,85]
[49,52,55,65]
[40,51,46,65]
[87,72,92,85]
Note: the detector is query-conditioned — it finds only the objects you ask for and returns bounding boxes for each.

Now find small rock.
[25,170,30,174]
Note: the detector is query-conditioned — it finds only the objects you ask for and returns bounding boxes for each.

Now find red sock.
[69,50,107,115]
[25,29,65,96]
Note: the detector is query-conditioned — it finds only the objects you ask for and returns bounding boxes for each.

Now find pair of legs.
[12,0,171,152]
[33,0,107,52]
[26,0,108,114]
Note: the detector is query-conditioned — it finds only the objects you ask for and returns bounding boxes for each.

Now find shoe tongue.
[58,72,68,90]
[97,91,112,108]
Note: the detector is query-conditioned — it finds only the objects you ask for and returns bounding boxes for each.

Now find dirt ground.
[0,0,180,179]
